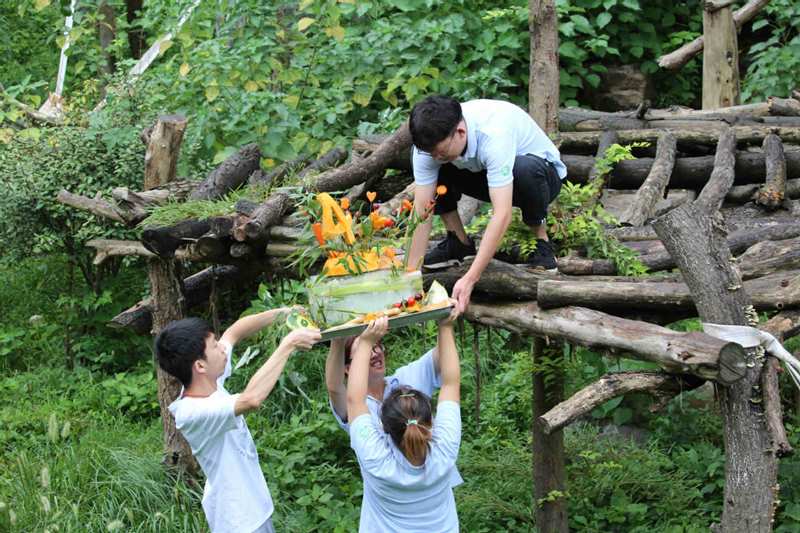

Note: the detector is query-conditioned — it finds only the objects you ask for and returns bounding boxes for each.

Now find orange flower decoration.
[436,185,447,195]
[401,199,413,212]
[312,223,325,245]
[366,191,377,202]
[340,197,350,210]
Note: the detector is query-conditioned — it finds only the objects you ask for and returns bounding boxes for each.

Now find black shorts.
[429,154,562,225]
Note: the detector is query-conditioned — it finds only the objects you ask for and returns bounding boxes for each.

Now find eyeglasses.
[419,130,457,161]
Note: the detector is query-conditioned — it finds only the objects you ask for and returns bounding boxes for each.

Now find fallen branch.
[619,131,677,225]
[538,371,703,434]
[465,302,747,384]
[754,133,788,209]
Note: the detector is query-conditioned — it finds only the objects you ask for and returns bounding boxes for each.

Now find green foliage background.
[2,0,800,531]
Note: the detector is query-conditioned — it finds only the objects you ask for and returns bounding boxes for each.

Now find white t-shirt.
[413,99,567,188]
[169,341,273,533]
[350,400,462,533]
[330,349,463,488]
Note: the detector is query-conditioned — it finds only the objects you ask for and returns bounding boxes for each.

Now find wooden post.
[529,3,567,528]
[653,204,778,531]
[143,115,198,474]
[531,338,568,532]
[702,1,740,109]
[529,0,559,134]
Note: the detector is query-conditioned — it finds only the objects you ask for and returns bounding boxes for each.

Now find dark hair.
[343,336,357,366]
[409,95,463,152]
[381,386,433,465]
[153,317,213,387]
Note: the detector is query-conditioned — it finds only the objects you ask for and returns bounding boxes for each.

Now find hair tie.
[406,419,418,426]
[398,393,415,399]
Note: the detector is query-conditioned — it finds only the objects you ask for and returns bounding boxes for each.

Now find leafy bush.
[742,0,800,102]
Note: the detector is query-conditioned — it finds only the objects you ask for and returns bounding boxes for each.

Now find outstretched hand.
[451,275,475,314]
[359,316,389,346]
[281,327,321,352]
[438,299,460,326]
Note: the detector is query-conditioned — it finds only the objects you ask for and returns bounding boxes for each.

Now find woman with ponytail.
[347,308,462,533]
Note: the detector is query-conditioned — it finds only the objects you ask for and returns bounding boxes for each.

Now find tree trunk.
[619,131,677,225]
[738,237,800,279]
[144,116,197,475]
[726,178,800,204]
[125,0,146,59]
[702,2,740,109]
[754,134,788,209]
[531,338,568,532]
[653,204,778,532]
[529,0,559,135]
[97,1,117,75]
[144,115,187,190]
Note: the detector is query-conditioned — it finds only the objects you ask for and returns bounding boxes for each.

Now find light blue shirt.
[350,400,462,533]
[331,350,464,489]
[413,99,567,188]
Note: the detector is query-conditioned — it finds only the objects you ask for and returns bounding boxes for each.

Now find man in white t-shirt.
[154,310,320,533]
[324,334,464,488]
[406,95,568,313]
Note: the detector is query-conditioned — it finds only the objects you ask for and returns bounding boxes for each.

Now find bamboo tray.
[318,305,453,341]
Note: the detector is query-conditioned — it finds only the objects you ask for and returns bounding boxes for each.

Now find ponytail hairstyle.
[381,386,433,465]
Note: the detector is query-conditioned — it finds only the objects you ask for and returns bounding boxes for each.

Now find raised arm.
[326,337,348,421]
[437,308,461,403]
[406,183,436,272]
[220,306,298,347]
[451,184,513,313]
[346,318,389,422]
[234,327,320,416]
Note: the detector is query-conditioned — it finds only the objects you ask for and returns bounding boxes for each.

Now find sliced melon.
[422,280,450,309]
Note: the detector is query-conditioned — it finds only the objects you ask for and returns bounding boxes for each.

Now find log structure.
[55,98,800,530]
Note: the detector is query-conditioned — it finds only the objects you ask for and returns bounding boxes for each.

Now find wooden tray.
[318,305,454,341]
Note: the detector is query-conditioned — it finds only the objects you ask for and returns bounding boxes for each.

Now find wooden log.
[141,218,213,257]
[268,225,304,241]
[619,131,677,225]
[296,147,348,180]
[658,0,769,70]
[559,126,800,153]
[652,204,777,531]
[313,123,412,192]
[759,309,797,457]
[56,189,126,224]
[144,115,187,190]
[737,237,800,280]
[727,178,800,203]
[536,270,800,313]
[234,191,292,242]
[694,127,737,214]
[86,238,197,265]
[601,189,695,223]
[702,1,740,109]
[465,302,746,383]
[352,135,413,170]
[425,259,544,300]
[565,148,800,189]
[754,133,788,209]
[189,143,262,201]
[588,130,620,184]
[762,310,800,341]
[538,371,703,435]
[768,96,800,117]
[563,222,800,275]
[529,0,560,134]
[249,155,312,187]
[111,264,252,335]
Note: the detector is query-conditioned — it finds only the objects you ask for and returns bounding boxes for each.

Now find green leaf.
[205,85,220,102]
[298,17,316,32]
[597,12,612,29]
[751,18,769,31]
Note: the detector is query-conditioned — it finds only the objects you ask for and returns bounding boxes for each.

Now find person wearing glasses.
[324,314,463,503]
[406,95,567,314]
[344,310,462,532]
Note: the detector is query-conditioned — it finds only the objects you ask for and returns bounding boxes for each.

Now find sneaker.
[423,231,477,270]
[525,239,557,271]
